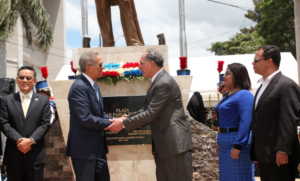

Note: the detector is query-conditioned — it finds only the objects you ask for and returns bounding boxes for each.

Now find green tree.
[0,0,53,77]
[0,0,11,26]
[252,0,295,55]
[209,0,295,56]
[209,28,265,55]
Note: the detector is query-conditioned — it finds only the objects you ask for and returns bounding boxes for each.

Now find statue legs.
[94,0,144,47]
[119,0,144,46]
[95,0,115,47]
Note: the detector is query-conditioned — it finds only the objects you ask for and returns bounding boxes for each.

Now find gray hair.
[144,49,164,67]
[79,51,99,73]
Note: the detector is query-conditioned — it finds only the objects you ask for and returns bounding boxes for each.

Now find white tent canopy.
[169,52,298,94]
[56,52,299,94]
[56,52,298,107]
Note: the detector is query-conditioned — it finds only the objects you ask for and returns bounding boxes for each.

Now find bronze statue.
[95,0,144,47]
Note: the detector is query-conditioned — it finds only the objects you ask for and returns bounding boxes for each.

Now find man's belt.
[219,127,238,133]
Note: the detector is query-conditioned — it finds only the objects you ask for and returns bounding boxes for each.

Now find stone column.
[0,41,6,78]
[43,0,66,80]
[17,18,23,67]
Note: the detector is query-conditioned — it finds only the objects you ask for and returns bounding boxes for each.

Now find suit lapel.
[12,93,25,126]
[80,74,103,111]
[80,74,94,90]
[26,93,40,119]
[253,84,262,111]
[255,73,281,110]
[145,70,166,104]
[147,70,165,94]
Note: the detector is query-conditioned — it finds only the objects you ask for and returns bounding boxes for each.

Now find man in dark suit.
[66,51,111,181]
[106,49,192,181]
[0,66,51,181]
[251,45,300,181]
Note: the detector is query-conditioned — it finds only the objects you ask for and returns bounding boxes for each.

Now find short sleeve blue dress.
[216,90,254,181]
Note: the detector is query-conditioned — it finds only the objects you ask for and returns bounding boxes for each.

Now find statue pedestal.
[49,45,192,180]
[108,145,156,181]
[50,75,192,181]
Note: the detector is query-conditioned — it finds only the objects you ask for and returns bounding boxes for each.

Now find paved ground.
[255,177,300,181]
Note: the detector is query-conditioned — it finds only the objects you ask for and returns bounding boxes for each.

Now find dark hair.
[144,49,164,67]
[17,66,36,78]
[37,89,51,97]
[227,63,251,90]
[259,45,281,67]
[187,91,207,123]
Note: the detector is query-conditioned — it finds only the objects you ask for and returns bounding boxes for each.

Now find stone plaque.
[103,96,152,145]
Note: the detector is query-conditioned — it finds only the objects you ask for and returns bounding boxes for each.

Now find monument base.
[177,69,191,75]
[108,145,156,181]
[49,45,192,181]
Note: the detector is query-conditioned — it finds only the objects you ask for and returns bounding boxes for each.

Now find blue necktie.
[93,83,100,102]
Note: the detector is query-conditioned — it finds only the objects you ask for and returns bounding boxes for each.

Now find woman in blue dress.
[216,63,255,181]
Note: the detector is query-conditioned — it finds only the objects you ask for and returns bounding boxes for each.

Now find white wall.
[169,53,298,93]
[44,0,66,80]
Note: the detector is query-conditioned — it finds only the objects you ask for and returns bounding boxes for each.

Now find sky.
[65,0,254,60]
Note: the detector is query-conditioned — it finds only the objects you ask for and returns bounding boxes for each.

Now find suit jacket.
[0,78,16,156]
[0,92,51,162]
[251,72,300,164]
[124,70,192,158]
[66,74,111,159]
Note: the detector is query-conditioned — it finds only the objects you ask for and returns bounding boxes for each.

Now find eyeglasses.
[253,58,264,63]
[89,63,103,68]
[18,76,33,81]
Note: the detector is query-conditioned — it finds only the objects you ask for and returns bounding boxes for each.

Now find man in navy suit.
[0,66,51,181]
[66,51,112,181]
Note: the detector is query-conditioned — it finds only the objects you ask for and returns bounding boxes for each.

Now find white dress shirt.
[20,91,33,117]
[82,73,95,87]
[151,68,163,82]
[255,70,280,108]
[83,73,100,102]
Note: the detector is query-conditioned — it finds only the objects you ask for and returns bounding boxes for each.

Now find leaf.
[0,0,53,51]
[209,0,295,56]
[98,75,145,85]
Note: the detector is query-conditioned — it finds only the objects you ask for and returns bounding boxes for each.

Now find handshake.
[105,116,127,133]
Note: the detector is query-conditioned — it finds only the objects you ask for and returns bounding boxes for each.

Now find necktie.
[22,94,30,117]
[93,83,100,102]
[254,84,262,109]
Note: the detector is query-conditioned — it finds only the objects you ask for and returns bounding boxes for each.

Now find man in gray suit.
[105,49,192,181]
